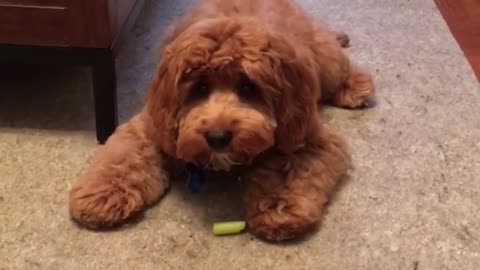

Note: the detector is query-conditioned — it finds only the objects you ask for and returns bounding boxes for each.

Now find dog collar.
[186,163,206,193]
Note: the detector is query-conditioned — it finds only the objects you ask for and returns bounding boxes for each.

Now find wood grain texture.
[68,0,112,47]
[0,5,69,46]
[0,0,66,7]
[435,0,480,81]
[0,0,139,48]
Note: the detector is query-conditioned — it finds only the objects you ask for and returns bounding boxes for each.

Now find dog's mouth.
[205,152,245,171]
[176,125,273,171]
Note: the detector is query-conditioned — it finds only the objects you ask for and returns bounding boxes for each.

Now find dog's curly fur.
[69,0,374,241]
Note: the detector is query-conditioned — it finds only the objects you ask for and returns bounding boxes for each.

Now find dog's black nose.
[205,130,233,150]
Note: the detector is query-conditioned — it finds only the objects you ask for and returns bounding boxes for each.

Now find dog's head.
[146,17,318,171]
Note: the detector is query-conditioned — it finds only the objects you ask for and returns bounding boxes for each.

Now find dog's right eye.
[237,77,260,101]
[190,80,210,100]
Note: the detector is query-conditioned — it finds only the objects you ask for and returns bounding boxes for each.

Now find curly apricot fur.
[69,0,374,241]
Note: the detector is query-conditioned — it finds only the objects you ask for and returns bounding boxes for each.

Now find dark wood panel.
[84,0,111,47]
[0,0,66,7]
[435,0,480,81]
[65,1,111,47]
[0,5,69,46]
[65,0,139,48]
[0,0,142,48]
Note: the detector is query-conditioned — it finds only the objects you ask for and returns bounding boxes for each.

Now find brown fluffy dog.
[69,0,374,241]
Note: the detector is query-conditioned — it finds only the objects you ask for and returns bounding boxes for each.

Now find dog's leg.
[330,63,376,108]
[69,114,169,229]
[245,124,351,241]
[314,30,375,108]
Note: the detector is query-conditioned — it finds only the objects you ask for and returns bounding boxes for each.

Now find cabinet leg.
[91,49,118,144]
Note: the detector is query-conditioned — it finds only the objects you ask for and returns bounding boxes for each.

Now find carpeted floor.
[1,0,480,269]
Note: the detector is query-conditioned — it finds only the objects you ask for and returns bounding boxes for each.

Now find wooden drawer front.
[0,5,70,46]
[0,0,141,47]
[0,0,66,7]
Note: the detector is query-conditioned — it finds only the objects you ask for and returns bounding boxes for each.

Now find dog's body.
[69,0,374,241]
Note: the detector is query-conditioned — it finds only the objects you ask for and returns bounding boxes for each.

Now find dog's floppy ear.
[144,48,184,156]
[265,33,319,153]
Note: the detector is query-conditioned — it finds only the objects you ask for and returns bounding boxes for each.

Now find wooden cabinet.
[0,0,138,47]
[0,0,144,143]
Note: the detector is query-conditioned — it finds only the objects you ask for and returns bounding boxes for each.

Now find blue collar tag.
[187,164,206,193]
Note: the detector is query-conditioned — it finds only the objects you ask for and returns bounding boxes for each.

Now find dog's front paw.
[69,179,145,229]
[246,199,317,242]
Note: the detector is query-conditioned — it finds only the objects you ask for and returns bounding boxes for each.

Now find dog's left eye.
[237,78,258,100]
[190,79,210,101]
